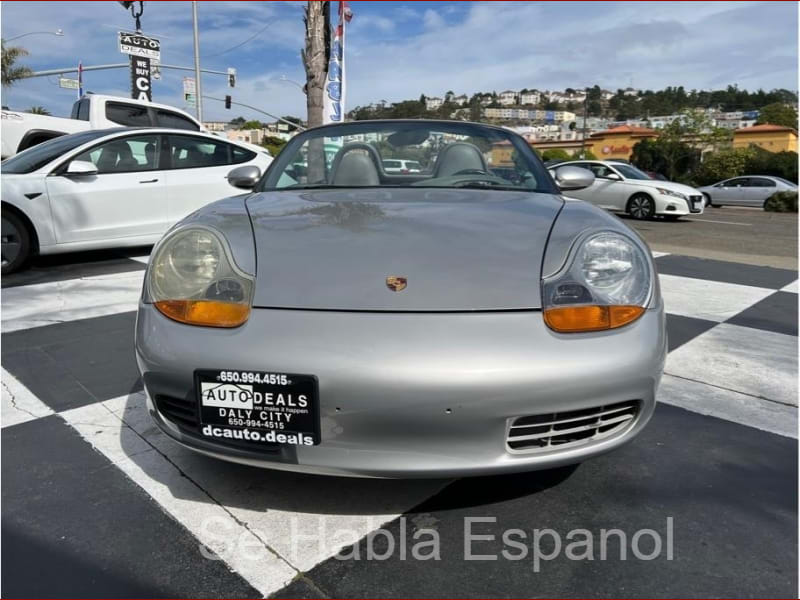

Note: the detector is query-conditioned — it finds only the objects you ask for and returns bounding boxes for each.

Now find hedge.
[763,191,798,212]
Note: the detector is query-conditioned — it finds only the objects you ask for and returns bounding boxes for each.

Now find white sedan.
[551,160,704,220]
[1,127,272,273]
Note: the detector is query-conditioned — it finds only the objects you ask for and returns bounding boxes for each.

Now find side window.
[727,178,748,187]
[231,145,256,164]
[155,109,200,131]
[105,102,151,127]
[168,135,231,169]
[748,178,776,187]
[71,99,90,121]
[72,135,162,174]
[584,163,612,178]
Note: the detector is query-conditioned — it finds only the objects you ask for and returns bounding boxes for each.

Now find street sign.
[118,31,161,61]
[183,77,196,108]
[130,56,152,101]
[59,77,80,90]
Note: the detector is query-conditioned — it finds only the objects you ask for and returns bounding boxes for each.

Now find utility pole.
[302,0,328,129]
[192,0,203,122]
[581,87,589,159]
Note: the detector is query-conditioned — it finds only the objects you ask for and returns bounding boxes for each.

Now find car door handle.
[139,178,159,184]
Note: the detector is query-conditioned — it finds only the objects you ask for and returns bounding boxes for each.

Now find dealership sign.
[118,31,161,61]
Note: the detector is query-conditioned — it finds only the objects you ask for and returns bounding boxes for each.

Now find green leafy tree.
[1,41,32,87]
[241,120,264,130]
[229,116,247,127]
[693,147,754,185]
[756,103,798,129]
[541,148,571,162]
[261,135,288,157]
[27,106,50,115]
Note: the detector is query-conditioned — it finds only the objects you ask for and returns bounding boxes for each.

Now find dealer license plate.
[195,369,320,446]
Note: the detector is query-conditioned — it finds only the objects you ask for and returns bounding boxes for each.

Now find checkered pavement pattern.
[1,249,797,597]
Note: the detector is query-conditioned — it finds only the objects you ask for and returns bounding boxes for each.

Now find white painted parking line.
[685,218,752,226]
[665,323,798,407]
[1,271,144,333]
[1,367,54,428]
[651,251,670,258]
[658,373,797,438]
[658,274,774,322]
[62,392,449,595]
[61,396,299,596]
[781,280,798,293]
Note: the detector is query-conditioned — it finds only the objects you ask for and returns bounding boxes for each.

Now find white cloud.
[423,9,445,30]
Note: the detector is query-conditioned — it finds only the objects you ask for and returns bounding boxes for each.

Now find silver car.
[135,120,667,478]
[698,175,797,208]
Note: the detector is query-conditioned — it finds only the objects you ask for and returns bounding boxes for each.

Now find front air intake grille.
[506,400,640,453]
[689,195,704,213]
[154,394,198,430]
[154,393,280,453]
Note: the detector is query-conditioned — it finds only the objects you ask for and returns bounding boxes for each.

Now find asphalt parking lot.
[627,207,798,269]
[1,211,797,597]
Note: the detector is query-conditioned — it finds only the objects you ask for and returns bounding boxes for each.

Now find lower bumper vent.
[507,400,639,453]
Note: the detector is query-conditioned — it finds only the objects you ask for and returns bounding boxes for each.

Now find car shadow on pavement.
[118,385,576,517]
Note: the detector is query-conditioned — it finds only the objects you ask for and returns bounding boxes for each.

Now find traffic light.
[227,68,236,88]
[225,95,232,110]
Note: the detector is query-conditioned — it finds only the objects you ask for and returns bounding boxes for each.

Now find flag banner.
[322,1,352,124]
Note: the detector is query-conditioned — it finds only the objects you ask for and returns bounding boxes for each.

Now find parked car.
[382,158,422,173]
[1,94,206,159]
[135,119,665,478]
[697,176,798,208]
[552,160,704,220]
[1,127,272,274]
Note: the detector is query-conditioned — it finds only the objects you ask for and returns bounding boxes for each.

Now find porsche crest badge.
[385,276,407,292]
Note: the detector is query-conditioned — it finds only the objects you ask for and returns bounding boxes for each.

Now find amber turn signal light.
[155,300,250,328]
[543,305,645,333]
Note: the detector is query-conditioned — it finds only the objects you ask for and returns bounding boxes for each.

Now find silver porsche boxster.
[135,120,666,478]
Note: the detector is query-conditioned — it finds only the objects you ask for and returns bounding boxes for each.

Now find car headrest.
[433,142,488,178]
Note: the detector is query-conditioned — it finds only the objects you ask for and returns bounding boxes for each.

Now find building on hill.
[498,90,518,105]
[519,91,540,105]
[453,94,468,106]
[425,97,443,111]
[732,124,798,153]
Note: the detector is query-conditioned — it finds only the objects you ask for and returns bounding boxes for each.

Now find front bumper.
[136,302,667,478]
[654,193,704,216]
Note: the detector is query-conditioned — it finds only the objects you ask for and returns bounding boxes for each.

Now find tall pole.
[581,87,588,159]
[192,1,203,122]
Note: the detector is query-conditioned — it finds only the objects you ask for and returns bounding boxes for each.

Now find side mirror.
[66,160,98,176]
[553,166,595,191]
[227,165,261,190]
[605,172,622,181]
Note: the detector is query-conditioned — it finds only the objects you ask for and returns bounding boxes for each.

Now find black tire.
[703,193,717,208]
[1,210,32,275]
[627,193,655,220]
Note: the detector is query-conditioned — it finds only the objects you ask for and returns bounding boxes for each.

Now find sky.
[1,1,797,122]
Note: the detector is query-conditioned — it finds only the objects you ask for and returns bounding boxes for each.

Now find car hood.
[630,178,701,196]
[246,188,564,311]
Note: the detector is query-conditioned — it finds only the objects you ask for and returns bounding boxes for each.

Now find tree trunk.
[302,0,328,129]
[301,0,329,183]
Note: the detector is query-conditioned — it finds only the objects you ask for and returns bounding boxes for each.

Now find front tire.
[703,193,717,208]
[627,193,655,220]
[2,211,32,275]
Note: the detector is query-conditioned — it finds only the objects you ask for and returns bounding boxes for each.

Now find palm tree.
[1,41,33,87]
[27,106,50,115]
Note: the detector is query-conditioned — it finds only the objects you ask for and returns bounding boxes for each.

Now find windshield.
[260,121,556,193]
[612,163,652,180]
[1,129,112,174]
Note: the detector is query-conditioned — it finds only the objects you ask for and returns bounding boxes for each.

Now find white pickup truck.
[1,94,205,159]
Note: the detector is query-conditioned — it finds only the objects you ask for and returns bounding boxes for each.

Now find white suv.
[552,160,704,220]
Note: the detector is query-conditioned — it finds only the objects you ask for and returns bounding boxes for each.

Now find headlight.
[656,187,687,201]
[542,232,651,333]
[149,228,254,328]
